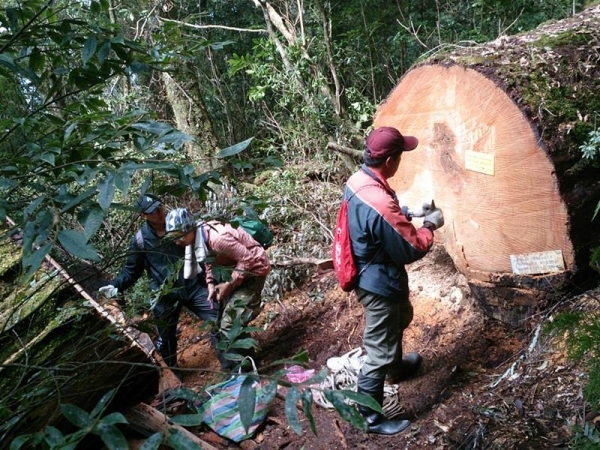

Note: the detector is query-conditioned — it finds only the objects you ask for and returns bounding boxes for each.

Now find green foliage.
[9,389,129,449]
[546,311,600,448]
[572,421,600,449]
[579,126,600,164]
[0,0,220,279]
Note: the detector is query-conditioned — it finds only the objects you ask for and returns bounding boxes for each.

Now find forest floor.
[138,245,597,449]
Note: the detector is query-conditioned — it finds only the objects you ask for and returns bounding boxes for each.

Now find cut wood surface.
[378,64,572,278]
[374,5,600,292]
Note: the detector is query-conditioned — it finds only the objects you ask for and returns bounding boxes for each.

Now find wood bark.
[373,6,600,323]
[125,403,219,450]
[161,71,218,171]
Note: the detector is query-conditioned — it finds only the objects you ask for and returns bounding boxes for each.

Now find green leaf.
[272,349,310,366]
[216,137,254,158]
[131,121,173,136]
[64,123,77,142]
[24,196,45,220]
[285,386,302,435]
[60,404,91,429]
[166,428,200,448]
[95,423,128,449]
[21,242,52,280]
[225,315,243,341]
[40,153,55,166]
[82,35,97,65]
[114,169,132,194]
[98,171,116,210]
[229,338,256,349]
[0,54,19,73]
[139,432,164,450]
[82,208,104,240]
[168,387,203,403]
[301,389,317,435]
[169,413,204,426]
[323,390,368,430]
[59,187,96,213]
[239,376,257,433]
[29,47,45,72]
[9,434,31,450]
[43,426,64,446]
[336,389,381,410]
[58,229,101,261]
[301,366,328,385]
[120,161,179,171]
[100,412,128,426]
[90,388,117,419]
[97,40,111,65]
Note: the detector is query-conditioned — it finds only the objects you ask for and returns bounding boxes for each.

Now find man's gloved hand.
[409,202,433,218]
[98,285,119,299]
[423,207,444,231]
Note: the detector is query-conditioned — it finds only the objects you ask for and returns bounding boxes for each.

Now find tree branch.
[158,17,267,34]
[326,142,363,159]
[272,257,332,270]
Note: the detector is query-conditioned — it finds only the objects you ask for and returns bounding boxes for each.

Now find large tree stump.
[374,6,600,324]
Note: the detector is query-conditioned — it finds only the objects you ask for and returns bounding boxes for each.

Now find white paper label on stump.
[510,250,565,275]
[465,150,495,175]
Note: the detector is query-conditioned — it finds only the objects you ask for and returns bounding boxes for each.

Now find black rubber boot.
[387,352,422,384]
[356,374,410,435]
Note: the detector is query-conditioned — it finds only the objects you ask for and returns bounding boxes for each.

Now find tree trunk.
[374,6,600,324]
[161,71,218,171]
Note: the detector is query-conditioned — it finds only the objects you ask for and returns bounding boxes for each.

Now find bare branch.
[273,257,333,270]
[327,142,363,159]
[158,17,267,34]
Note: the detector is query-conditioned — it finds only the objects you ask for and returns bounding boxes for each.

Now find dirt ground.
[153,245,593,449]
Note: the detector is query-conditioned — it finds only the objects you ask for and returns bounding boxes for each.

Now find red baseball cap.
[365,127,419,158]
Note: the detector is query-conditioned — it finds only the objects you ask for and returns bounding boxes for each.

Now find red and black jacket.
[344,165,434,298]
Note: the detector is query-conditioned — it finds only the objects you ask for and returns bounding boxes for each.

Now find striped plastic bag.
[197,372,277,442]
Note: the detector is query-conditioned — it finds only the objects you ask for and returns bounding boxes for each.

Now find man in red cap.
[342,126,444,434]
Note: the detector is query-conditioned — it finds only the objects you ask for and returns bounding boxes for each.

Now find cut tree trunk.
[373,6,600,324]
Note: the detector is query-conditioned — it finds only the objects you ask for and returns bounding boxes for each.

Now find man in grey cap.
[99,193,218,380]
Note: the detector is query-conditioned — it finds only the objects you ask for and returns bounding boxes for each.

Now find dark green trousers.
[356,288,413,379]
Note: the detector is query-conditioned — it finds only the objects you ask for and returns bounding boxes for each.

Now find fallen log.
[0,222,162,445]
[371,6,600,324]
[124,402,220,450]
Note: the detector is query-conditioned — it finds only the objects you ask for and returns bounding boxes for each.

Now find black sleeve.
[111,235,145,293]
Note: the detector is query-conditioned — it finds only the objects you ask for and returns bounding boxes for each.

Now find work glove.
[423,207,444,231]
[408,201,433,218]
[98,284,119,299]
[402,201,433,221]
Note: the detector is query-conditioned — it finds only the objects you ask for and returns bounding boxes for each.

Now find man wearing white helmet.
[98,194,218,380]
[165,207,271,370]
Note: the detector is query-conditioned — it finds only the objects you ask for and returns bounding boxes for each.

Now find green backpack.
[233,216,274,249]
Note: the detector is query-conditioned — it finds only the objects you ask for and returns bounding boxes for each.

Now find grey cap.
[137,193,163,214]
